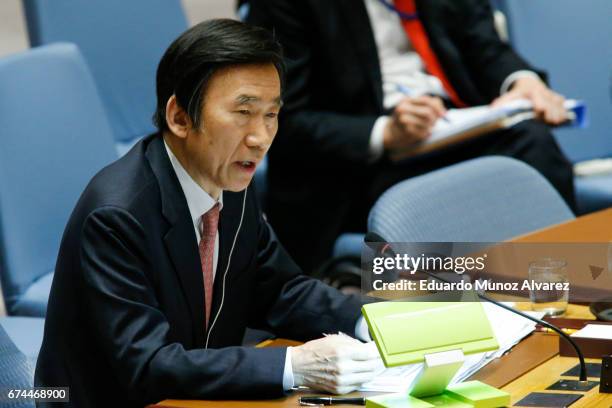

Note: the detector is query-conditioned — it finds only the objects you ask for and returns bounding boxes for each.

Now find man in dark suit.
[247,0,575,273]
[35,19,380,408]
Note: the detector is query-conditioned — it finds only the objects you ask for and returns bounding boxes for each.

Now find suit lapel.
[146,135,206,346]
[338,0,384,109]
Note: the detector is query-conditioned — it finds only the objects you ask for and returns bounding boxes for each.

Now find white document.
[359,302,544,392]
[425,105,506,145]
[424,99,581,147]
[393,98,584,160]
[572,324,612,340]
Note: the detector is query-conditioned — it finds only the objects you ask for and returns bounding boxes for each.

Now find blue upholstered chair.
[368,156,574,242]
[0,318,42,408]
[22,0,188,154]
[0,43,117,316]
[499,0,612,214]
[0,317,45,364]
[330,157,574,286]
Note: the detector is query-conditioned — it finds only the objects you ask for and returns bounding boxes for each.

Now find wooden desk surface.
[504,355,608,408]
[153,211,612,407]
[154,307,611,408]
[155,357,611,408]
[512,207,612,243]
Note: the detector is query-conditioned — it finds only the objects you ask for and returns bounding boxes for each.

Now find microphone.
[364,232,588,382]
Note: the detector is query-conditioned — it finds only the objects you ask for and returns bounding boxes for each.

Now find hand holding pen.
[396,84,449,122]
[291,335,381,395]
[382,85,447,151]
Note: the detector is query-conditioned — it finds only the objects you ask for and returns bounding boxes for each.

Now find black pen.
[299,396,366,406]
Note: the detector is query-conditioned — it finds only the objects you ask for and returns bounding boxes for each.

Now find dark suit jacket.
[246,0,546,271]
[35,134,364,408]
[248,0,542,167]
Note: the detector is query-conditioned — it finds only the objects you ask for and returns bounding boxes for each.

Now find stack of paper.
[359,302,544,392]
[572,324,612,340]
[429,99,586,146]
[392,98,586,160]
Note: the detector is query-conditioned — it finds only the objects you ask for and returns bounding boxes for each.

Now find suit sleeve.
[80,206,287,404]
[245,189,367,340]
[453,0,547,100]
[248,0,378,164]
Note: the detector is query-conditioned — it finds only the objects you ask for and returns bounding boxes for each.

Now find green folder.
[362,301,509,408]
[362,302,498,367]
[366,382,510,408]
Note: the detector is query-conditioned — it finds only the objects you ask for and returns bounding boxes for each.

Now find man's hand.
[291,335,382,394]
[492,76,567,125]
[383,96,446,151]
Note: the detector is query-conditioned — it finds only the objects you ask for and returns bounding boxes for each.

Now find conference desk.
[511,207,612,243]
[152,209,612,407]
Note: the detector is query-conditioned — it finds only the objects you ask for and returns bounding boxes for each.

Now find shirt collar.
[163,140,223,231]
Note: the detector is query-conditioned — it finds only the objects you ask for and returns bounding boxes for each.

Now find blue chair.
[329,157,574,287]
[0,321,36,408]
[22,0,188,154]
[368,156,574,242]
[328,156,574,287]
[499,0,612,214]
[333,233,367,259]
[334,156,574,257]
[0,43,117,316]
[0,317,45,364]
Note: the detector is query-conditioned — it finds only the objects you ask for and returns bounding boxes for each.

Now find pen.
[536,327,578,335]
[396,84,449,122]
[299,396,366,406]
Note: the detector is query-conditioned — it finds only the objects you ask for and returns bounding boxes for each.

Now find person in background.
[35,19,379,408]
[247,0,575,274]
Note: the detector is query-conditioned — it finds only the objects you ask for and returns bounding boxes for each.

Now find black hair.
[153,18,285,131]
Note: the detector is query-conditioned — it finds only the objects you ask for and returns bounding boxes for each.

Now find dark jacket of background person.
[34,135,364,408]
[247,0,573,273]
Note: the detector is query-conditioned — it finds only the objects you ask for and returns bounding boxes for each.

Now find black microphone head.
[364,231,387,244]
[364,231,395,258]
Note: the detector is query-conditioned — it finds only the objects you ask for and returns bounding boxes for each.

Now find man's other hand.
[492,76,567,125]
[383,96,446,151]
[291,335,382,394]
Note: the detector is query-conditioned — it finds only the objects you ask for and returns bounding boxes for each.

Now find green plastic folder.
[362,302,498,367]
[366,382,510,408]
[444,381,511,408]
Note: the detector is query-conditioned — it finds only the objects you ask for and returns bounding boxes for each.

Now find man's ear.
[165,95,191,139]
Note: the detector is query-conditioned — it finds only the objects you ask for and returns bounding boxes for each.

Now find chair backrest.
[368,156,574,242]
[22,0,188,144]
[0,43,117,307]
[0,324,35,407]
[0,280,6,317]
[500,0,612,162]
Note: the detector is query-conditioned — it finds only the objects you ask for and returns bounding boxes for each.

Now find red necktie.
[393,0,468,107]
[199,203,220,330]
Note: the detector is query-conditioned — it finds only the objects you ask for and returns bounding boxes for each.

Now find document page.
[572,324,612,340]
[426,105,507,145]
[393,99,583,161]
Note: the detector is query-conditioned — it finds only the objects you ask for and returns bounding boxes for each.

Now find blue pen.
[396,83,416,97]
[396,84,449,122]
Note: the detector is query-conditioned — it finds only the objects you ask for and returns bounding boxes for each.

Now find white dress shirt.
[164,141,222,278]
[363,0,539,158]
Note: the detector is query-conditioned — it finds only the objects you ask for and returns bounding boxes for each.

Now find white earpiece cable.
[205,188,248,349]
